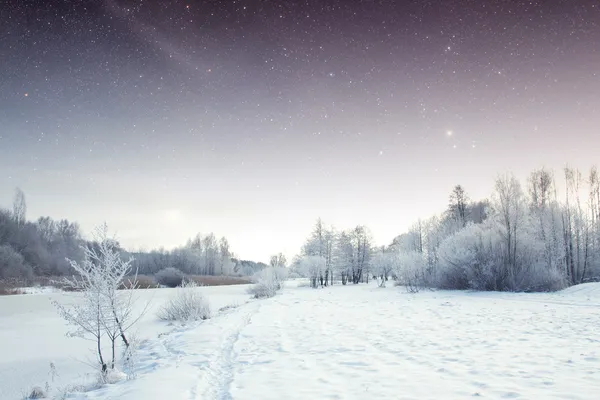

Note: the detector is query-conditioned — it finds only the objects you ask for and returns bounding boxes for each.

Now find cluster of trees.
[129,234,236,277]
[0,189,268,283]
[292,219,373,288]
[127,240,269,278]
[294,166,600,292]
[0,189,84,281]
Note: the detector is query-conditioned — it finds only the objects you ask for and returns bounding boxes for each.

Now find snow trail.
[196,302,260,400]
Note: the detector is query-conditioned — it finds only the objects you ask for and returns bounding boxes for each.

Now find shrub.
[0,244,33,282]
[23,386,46,399]
[157,280,210,322]
[393,252,427,293]
[248,267,286,298]
[155,267,185,288]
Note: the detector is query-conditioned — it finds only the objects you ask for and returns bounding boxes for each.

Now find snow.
[15,286,64,294]
[0,285,252,400]
[2,282,599,399]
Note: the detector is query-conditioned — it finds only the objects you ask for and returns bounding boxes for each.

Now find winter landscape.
[3,0,600,399]
[2,167,600,399]
[1,279,599,399]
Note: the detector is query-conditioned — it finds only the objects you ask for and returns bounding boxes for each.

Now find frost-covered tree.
[492,173,529,289]
[528,168,564,276]
[302,218,336,286]
[448,185,469,227]
[53,224,144,375]
[218,237,234,275]
[349,226,371,284]
[371,250,396,287]
[333,230,353,285]
[270,252,287,268]
[300,255,326,288]
[12,187,26,228]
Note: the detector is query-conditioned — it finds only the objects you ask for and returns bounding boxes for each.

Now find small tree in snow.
[53,224,143,375]
[371,251,397,287]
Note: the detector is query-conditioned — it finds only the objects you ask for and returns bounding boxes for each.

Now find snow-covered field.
[0,285,252,400]
[1,282,599,399]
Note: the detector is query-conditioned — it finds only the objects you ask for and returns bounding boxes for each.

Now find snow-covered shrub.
[508,226,568,292]
[248,267,286,298]
[0,244,33,281]
[437,219,568,292]
[393,252,427,293]
[122,334,141,380]
[272,266,288,287]
[437,222,503,290]
[157,279,210,322]
[155,267,185,288]
[23,386,46,399]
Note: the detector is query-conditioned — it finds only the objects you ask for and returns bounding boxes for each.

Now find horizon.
[1,160,597,263]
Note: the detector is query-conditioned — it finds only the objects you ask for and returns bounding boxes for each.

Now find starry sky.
[1,0,599,262]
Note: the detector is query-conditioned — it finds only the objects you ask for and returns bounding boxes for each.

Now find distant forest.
[291,166,600,292]
[0,188,267,283]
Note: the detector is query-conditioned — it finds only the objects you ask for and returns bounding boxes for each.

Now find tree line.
[293,166,600,292]
[0,189,267,283]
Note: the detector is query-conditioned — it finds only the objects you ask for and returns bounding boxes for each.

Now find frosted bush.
[436,220,568,292]
[157,280,211,322]
[393,251,427,292]
[437,222,507,290]
[248,267,286,298]
[23,386,46,399]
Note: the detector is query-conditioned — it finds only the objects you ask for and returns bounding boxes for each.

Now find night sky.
[1,0,599,261]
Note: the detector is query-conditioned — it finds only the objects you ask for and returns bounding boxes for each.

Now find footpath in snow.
[78,282,599,400]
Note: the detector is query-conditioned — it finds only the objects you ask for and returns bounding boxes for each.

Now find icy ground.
[3,282,600,399]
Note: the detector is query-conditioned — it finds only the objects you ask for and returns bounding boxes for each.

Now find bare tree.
[493,173,527,290]
[53,224,144,375]
[300,255,326,288]
[269,252,287,268]
[12,187,26,227]
[528,168,562,274]
[303,218,333,286]
[448,185,469,227]
[350,226,371,284]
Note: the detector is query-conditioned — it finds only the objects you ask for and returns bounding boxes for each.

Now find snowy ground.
[0,285,252,400]
[2,282,599,399]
